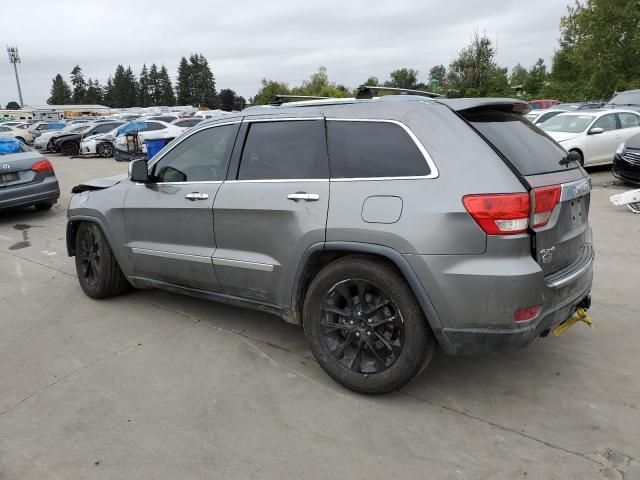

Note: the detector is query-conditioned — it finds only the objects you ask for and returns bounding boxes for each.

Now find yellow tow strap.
[552,307,593,336]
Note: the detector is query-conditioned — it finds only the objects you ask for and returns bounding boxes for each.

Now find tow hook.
[552,307,593,336]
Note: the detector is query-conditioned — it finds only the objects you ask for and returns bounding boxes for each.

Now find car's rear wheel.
[75,222,129,299]
[303,255,436,394]
[61,141,79,156]
[97,143,114,158]
[34,201,53,211]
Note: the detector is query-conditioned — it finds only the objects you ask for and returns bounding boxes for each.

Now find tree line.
[252,0,639,104]
[44,0,638,109]
[47,53,246,111]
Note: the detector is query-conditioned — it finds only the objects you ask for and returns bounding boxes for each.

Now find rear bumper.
[404,231,594,355]
[0,176,60,210]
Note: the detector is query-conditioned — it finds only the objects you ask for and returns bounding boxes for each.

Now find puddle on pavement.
[9,224,32,250]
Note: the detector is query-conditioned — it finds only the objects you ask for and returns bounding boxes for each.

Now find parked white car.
[80,126,122,157]
[113,120,184,161]
[540,110,640,166]
[525,108,567,125]
[0,124,34,144]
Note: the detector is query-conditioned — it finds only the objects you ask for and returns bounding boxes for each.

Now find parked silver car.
[66,95,594,393]
[0,136,60,211]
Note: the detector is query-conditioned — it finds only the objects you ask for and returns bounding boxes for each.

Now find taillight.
[462,193,530,235]
[532,185,561,228]
[31,159,54,172]
[514,305,541,322]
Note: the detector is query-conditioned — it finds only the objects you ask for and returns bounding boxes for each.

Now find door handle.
[287,193,320,202]
[185,192,209,201]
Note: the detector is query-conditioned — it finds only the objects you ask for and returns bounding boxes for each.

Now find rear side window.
[146,122,165,131]
[327,121,429,178]
[463,109,577,175]
[238,120,328,180]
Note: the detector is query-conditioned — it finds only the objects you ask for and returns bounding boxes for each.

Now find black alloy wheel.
[77,225,101,288]
[320,279,405,374]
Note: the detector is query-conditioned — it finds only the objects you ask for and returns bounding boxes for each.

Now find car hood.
[71,173,127,193]
[544,131,582,143]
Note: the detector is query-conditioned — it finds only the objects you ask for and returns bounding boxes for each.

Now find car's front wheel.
[75,222,129,299]
[61,141,79,156]
[303,255,436,394]
[97,143,114,158]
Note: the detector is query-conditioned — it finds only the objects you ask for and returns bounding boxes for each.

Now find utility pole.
[7,46,24,107]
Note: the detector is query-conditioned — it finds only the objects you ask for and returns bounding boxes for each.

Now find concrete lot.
[0,155,638,480]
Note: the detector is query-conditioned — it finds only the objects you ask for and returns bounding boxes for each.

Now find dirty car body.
[66,96,594,392]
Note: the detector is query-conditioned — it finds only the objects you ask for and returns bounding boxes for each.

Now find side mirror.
[129,159,150,183]
[588,127,604,135]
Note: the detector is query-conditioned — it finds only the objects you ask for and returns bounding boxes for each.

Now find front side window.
[617,113,640,129]
[238,120,328,180]
[592,114,618,131]
[327,121,429,178]
[152,124,238,182]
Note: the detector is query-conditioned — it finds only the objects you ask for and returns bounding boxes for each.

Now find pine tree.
[157,65,176,106]
[189,54,218,108]
[70,65,87,103]
[47,74,72,104]
[103,76,115,107]
[123,66,140,107]
[139,64,152,107]
[84,78,104,104]
[148,63,160,105]
[176,56,191,105]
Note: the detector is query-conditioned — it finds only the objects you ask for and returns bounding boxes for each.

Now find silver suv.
[66,95,594,394]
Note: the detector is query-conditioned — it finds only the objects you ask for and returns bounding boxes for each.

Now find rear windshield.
[462,109,578,175]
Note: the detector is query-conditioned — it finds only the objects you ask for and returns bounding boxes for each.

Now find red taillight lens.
[514,305,541,322]
[31,159,53,173]
[532,185,561,228]
[462,193,530,235]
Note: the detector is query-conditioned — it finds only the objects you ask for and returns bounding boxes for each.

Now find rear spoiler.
[434,98,530,114]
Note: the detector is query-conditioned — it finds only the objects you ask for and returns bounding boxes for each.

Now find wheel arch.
[568,147,584,165]
[66,216,121,264]
[290,242,444,336]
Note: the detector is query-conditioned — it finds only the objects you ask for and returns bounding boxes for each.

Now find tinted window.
[93,123,119,134]
[617,113,640,129]
[592,114,618,131]
[146,122,165,131]
[463,109,578,175]
[327,121,429,178]
[238,121,327,180]
[153,124,237,182]
[175,119,201,127]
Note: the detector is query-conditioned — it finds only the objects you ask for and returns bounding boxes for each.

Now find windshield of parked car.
[608,91,640,106]
[540,114,594,133]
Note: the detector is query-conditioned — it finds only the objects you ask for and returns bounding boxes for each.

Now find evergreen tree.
[110,65,139,107]
[157,65,176,106]
[84,78,104,104]
[5,101,21,110]
[148,63,160,105]
[103,76,115,107]
[219,88,237,111]
[70,65,87,104]
[509,63,529,87]
[139,64,152,107]
[47,74,72,104]
[190,54,218,108]
[176,56,192,105]
[123,66,140,107]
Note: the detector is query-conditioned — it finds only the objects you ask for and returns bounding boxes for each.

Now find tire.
[303,255,436,394]
[74,222,129,299]
[61,141,79,156]
[34,201,53,211]
[570,149,584,167]
[97,143,114,158]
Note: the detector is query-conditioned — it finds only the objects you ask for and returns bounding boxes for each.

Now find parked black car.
[53,122,124,156]
[613,131,640,185]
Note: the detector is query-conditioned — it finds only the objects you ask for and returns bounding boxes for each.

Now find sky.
[1,0,572,107]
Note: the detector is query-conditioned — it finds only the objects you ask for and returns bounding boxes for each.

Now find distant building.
[21,104,110,120]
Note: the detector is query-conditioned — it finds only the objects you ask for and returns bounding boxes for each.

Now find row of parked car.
[1,112,228,161]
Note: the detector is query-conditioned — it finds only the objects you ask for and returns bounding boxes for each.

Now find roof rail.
[269,95,330,106]
[356,85,443,100]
